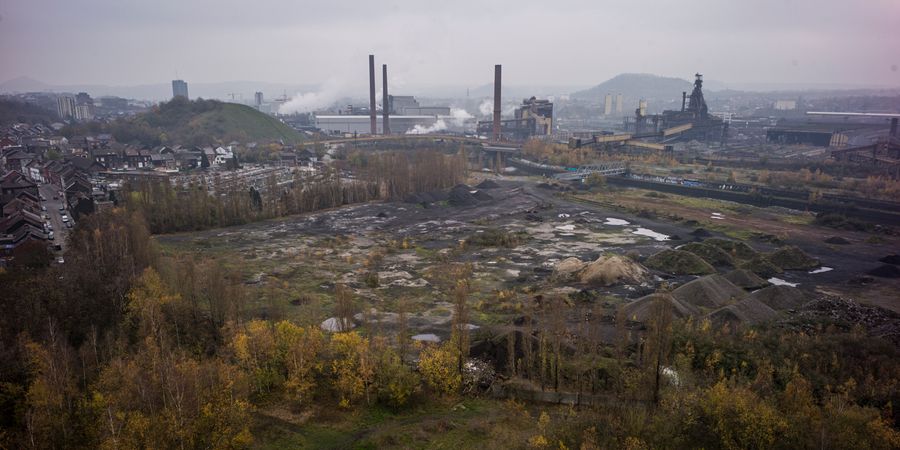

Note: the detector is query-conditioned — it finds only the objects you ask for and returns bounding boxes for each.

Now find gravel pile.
[671,274,747,309]
[747,285,806,310]
[723,269,770,290]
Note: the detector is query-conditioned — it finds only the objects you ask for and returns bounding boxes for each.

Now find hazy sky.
[1,0,898,89]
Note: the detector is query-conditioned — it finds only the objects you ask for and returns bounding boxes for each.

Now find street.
[39,183,70,254]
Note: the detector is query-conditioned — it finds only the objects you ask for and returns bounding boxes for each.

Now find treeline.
[1,207,899,448]
[124,150,467,234]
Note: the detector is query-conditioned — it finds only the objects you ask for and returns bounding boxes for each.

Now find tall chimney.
[682,91,687,112]
[493,64,502,141]
[382,64,390,135]
[891,117,898,138]
[368,55,377,135]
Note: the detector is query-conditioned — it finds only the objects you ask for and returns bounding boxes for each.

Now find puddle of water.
[809,266,833,274]
[767,277,799,287]
[604,218,630,226]
[411,333,441,343]
[631,227,669,241]
[555,224,576,231]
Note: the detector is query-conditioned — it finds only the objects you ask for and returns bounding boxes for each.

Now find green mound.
[739,255,783,278]
[704,238,758,261]
[65,97,304,146]
[645,249,716,275]
[768,245,819,270]
[678,242,735,267]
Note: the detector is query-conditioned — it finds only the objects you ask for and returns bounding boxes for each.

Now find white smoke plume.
[406,119,448,135]
[278,79,344,114]
[478,99,493,117]
[448,108,473,127]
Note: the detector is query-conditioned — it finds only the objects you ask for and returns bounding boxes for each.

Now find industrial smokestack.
[682,91,687,112]
[368,55,377,135]
[493,64,501,141]
[891,118,898,137]
[382,64,390,135]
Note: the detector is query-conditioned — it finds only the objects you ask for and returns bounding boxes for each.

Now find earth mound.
[723,269,770,290]
[579,254,651,287]
[879,254,900,265]
[645,249,716,275]
[747,285,806,310]
[678,242,735,267]
[551,257,587,282]
[704,238,758,261]
[621,293,700,322]
[824,236,851,245]
[769,245,820,270]
[671,274,747,309]
[868,264,900,278]
[708,297,778,326]
[476,179,500,189]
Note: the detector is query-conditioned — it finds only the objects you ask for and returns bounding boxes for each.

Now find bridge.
[553,162,627,181]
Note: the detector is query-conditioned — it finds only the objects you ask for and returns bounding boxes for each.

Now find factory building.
[476,96,553,140]
[651,73,728,143]
[387,95,450,116]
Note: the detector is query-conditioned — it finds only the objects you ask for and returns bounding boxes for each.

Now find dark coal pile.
[867,264,900,278]
[824,236,851,245]
[795,295,900,345]
[448,184,493,206]
[748,285,806,310]
[769,245,820,270]
[403,190,448,205]
[476,179,500,189]
[879,254,900,265]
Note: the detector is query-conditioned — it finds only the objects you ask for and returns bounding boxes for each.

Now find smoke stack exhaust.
[493,64,501,141]
[382,64,390,135]
[368,54,377,135]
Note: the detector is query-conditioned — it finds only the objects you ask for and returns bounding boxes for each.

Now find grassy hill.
[64,97,303,147]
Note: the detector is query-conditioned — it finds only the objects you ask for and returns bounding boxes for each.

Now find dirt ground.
[156,176,900,344]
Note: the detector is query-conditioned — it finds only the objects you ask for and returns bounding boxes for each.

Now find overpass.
[553,162,627,181]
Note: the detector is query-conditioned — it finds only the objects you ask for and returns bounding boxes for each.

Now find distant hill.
[571,73,694,104]
[64,98,303,147]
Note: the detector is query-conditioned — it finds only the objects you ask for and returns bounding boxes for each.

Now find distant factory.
[476,96,554,140]
[645,74,728,143]
[314,55,457,136]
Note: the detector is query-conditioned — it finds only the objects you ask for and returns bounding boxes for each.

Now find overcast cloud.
[1,0,898,90]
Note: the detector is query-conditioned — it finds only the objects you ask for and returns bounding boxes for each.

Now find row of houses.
[0,171,46,261]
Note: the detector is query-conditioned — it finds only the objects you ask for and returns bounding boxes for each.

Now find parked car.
[57,256,64,264]
[61,215,69,222]
[58,206,66,212]
[41,205,47,211]
[66,221,73,229]
[46,223,53,231]
[48,232,55,240]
